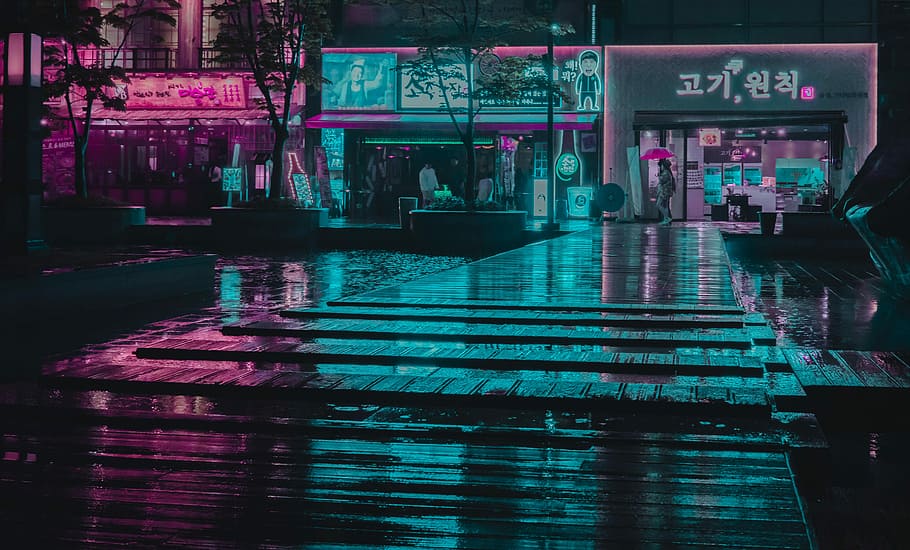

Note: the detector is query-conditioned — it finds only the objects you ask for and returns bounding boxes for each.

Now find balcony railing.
[200,48,250,69]
[78,48,173,70]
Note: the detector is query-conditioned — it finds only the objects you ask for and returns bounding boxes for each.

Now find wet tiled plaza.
[2,221,910,548]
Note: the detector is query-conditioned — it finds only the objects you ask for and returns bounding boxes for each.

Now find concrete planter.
[210,206,322,249]
[409,210,527,255]
[41,206,146,245]
[781,211,858,238]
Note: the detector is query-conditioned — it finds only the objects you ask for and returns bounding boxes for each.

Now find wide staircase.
[28,224,839,547]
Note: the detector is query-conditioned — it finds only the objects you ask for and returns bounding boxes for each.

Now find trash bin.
[759,211,778,236]
[398,196,418,229]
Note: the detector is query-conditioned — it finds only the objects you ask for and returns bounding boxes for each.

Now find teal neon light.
[556,152,580,181]
[362,136,494,146]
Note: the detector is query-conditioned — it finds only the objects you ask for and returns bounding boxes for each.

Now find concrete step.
[282,306,750,329]
[223,318,759,349]
[44,362,771,417]
[133,337,768,377]
[327,297,746,316]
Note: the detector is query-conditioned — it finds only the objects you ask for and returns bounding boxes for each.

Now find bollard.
[399,196,419,229]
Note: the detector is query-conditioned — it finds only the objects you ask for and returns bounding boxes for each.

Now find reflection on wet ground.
[727,254,910,351]
[725,241,910,549]
[6,224,910,547]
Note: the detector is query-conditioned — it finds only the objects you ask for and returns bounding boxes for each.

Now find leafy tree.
[44,0,179,199]
[211,0,332,200]
[373,0,572,205]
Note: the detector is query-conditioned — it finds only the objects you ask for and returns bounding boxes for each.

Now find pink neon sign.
[123,76,248,109]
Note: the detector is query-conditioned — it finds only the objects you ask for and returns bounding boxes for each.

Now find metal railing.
[78,48,173,70]
[200,48,250,69]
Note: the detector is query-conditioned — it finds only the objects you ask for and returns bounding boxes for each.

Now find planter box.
[409,210,527,255]
[41,206,146,245]
[210,206,322,249]
[781,211,858,238]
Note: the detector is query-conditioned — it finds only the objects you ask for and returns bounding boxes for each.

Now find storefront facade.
[603,43,877,221]
[308,46,602,220]
[42,72,306,215]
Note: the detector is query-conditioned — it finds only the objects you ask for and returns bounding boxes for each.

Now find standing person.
[418,162,439,208]
[477,172,493,202]
[208,158,224,206]
[656,158,676,225]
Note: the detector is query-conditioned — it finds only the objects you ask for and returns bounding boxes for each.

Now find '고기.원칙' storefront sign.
[121,76,248,109]
[676,59,809,104]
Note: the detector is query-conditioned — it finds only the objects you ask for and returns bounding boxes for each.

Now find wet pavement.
[3,220,910,547]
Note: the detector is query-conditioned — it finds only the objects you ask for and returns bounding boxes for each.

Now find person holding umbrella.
[656,157,676,225]
[640,147,676,225]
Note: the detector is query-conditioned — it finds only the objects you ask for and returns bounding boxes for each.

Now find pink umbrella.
[640,147,675,160]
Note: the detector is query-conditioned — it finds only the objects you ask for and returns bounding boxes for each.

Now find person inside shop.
[208,157,225,206]
[418,162,439,208]
[446,157,465,198]
[657,158,676,225]
[477,172,493,202]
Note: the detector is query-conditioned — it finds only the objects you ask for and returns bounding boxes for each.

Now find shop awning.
[633,110,848,130]
[89,108,270,121]
[306,112,597,131]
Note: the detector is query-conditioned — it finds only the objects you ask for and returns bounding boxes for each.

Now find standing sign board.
[222,167,242,192]
[292,173,313,206]
[313,146,333,209]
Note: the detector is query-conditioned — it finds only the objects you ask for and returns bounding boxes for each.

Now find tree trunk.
[73,133,89,199]
[464,46,476,208]
[269,123,289,199]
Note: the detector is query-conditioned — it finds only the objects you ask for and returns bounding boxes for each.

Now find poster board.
[222,167,242,192]
[292,173,313,206]
[313,146,333,208]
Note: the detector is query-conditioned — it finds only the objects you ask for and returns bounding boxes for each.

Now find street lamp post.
[543,23,559,232]
[2,31,46,255]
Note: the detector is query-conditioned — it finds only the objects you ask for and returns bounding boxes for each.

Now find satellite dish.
[596,182,625,213]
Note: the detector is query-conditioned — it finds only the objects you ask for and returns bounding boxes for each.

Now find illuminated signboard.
[385,46,602,112]
[567,187,592,218]
[321,128,345,171]
[676,58,811,104]
[123,76,247,109]
[698,128,721,147]
[222,167,242,192]
[556,153,580,180]
[533,179,547,217]
[323,52,396,111]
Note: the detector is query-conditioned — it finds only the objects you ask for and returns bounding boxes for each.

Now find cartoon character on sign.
[575,50,601,111]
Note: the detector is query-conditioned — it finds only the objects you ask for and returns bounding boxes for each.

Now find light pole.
[2,30,46,255]
[543,22,559,232]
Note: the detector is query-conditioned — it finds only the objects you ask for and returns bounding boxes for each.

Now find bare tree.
[211,0,332,199]
[44,0,179,199]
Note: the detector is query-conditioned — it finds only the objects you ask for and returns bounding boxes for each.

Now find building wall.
[603,43,877,217]
[619,0,875,44]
